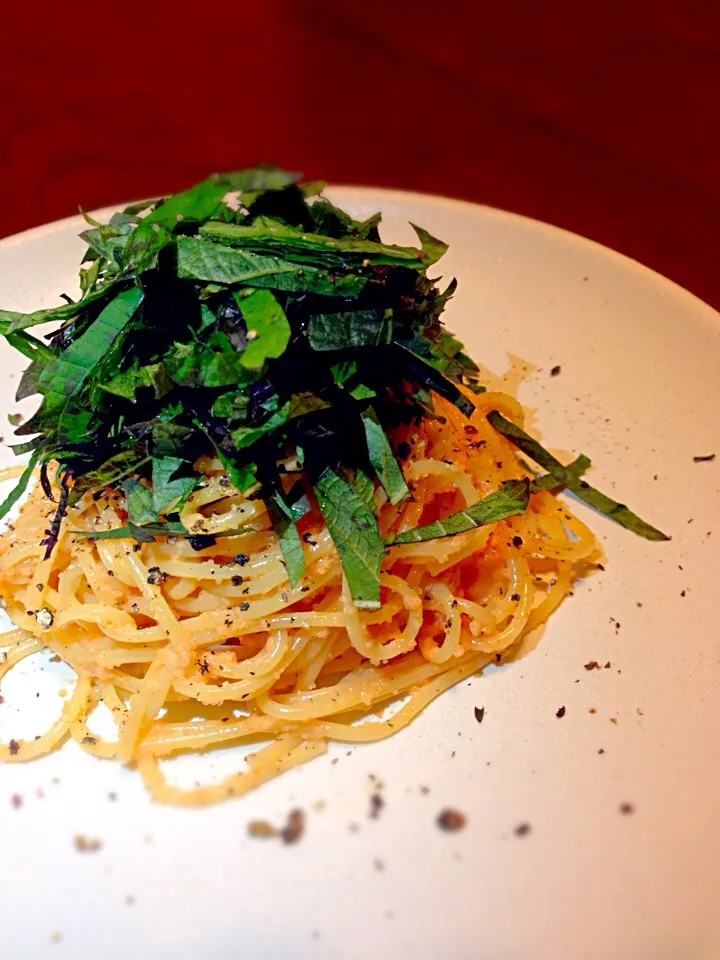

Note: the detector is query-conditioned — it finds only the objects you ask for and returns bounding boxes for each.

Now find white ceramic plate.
[1,189,719,960]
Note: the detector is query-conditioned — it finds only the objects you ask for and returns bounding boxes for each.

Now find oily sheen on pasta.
[0,390,599,805]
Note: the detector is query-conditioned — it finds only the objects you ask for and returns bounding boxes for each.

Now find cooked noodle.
[0,390,599,804]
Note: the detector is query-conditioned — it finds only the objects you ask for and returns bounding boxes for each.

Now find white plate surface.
[1,188,719,960]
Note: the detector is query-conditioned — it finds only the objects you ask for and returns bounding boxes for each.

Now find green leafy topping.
[68,451,150,506]
[177,238,368,296]
[0,164,667,606]
[238,289,291,369]
[151,457,196,515]
[268,490,305,587]
[125,175,230,272]
[314,469,384,609]
[410,224,449,267]
[386,479,530,545]
[531,455,591,492]
[361,411,409,505]
[487,412,669,541]
[0,449,41,522]
[346,469,377,515]
[307,309,392,351]
[198,217,426,268]
[71,521,253,542]
[122,477,157,524]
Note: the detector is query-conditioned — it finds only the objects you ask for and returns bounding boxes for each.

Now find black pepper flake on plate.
[280,808,306,844]
[556,705,566,718]
[437,808,466,832]
[619,802,635,815]
[369,793,385,819]
[693,454,715,463]
[550,365,562,376]
[473,706,485,724]
[8,739,19,756]
[239,601,251,612]
[231,575,244,587]
[584,660,600,671]
[11,793,22,808]
[514,822,531,837]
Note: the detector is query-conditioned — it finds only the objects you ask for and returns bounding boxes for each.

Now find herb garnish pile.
[0,166,667,609]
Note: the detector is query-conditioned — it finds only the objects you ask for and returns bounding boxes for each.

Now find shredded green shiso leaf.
[0,165,668,609]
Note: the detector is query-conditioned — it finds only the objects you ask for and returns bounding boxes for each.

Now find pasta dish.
[0,167,667,804]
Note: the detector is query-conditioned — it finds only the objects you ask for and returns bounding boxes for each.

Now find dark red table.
[2,1,718,308]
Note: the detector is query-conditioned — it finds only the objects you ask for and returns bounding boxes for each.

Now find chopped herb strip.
[0,165,668,606]
[386,479,529,545]
[268,490,305,588]
[487,411,669,541]
[72,522,251,543]
[362,409,410,505]
[0,449,41,523]
[314,469,384,609]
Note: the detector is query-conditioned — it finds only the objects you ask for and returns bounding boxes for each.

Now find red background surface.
[2,1,718,308]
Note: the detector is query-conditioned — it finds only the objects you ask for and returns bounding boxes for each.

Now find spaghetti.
[0,389,599,804]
